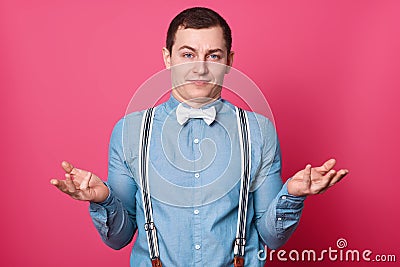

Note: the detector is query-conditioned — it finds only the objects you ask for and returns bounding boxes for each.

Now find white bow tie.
[176,104,216,125]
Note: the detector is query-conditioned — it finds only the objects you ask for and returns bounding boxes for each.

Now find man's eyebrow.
[178,45,197,52]
[178,46,225,54]
[207,48,224,54]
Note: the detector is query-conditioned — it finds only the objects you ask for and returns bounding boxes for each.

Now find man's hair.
[166,7,232,55]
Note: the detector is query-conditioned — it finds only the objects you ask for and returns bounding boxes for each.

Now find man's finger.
[328,169,349,187]
[318,169,349,194]
[50,179,64,190]
[302,164,312,188]
[80,171,92,190]
[320,169,336,187]
[65,175,77,193]
[314,158,336,174]
[50,179,68,192]
[61,161,75,174]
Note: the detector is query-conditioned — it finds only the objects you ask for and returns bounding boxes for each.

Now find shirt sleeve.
[89,118,138,250]
[253,117,306,250]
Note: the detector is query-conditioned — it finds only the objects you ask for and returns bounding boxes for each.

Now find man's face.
[162,26,234,106]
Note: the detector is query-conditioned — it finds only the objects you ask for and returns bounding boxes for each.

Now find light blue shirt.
[89,95,305,266]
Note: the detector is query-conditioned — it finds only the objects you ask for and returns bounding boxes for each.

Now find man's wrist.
[92,183,111,204]
[287,178,308,198]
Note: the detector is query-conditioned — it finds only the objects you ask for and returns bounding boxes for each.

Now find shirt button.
[277,217,282,221]
[194,209,199,215]
[281,196,287,200]
[194,173,200,178]
[193,138,199,144]
[195,244,201,250]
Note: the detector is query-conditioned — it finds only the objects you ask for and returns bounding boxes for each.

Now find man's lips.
[187,80,211,86]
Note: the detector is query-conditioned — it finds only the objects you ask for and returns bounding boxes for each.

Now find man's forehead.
[173,26,227,51]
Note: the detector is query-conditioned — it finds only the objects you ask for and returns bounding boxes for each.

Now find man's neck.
[172,93,220,109]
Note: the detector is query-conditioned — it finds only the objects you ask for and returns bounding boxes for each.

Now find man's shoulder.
[241,109,274,128]
[110,109,148,137]
[237,109,277,141]
[221,98,272,120]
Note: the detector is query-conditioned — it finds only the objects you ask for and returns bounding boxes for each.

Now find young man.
[51,7,348,266]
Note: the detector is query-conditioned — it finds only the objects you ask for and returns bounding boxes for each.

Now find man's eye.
[183,53,194,58]
[208,54,221,60]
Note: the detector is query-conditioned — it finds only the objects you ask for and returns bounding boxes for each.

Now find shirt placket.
[191,119,203,266]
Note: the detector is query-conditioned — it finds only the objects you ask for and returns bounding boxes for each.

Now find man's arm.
[252,116,348,249]
[89,118,138,249]
[51,118,138,250]
[252,128,305,249]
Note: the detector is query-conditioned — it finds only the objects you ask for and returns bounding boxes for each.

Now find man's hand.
[50,161,109,203]
[288,159,348,197]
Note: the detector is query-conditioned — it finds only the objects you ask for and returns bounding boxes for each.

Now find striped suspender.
[233,107,251,267]
[138,108,162,267]
[138,107,251,267]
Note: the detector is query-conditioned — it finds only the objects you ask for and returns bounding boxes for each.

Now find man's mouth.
[187,80,211,86]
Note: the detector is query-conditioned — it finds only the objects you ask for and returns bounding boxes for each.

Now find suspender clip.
[234,237,246,247]
[151,257,162,267]
[144,222,155,231]
[233,255,244,267]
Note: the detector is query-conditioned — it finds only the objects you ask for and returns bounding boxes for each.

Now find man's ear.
[162,47,171,69]
[225,51,234,74]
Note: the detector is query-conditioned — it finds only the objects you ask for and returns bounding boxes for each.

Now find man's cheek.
[209,67,226,85]
[171,66,191,88]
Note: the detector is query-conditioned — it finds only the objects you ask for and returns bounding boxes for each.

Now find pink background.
[1,0,399,266]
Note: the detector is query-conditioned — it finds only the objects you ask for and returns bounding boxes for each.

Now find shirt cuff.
[88,183,116,238]
[274,179,306,212]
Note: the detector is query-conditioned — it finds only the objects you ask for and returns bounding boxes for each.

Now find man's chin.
[172,86,221,105]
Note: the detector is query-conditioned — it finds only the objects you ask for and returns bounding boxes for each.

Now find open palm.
[288,159,348,197]
[50,161,109,203]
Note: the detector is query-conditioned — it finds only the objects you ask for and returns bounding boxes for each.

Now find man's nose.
[192,60,209,75]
